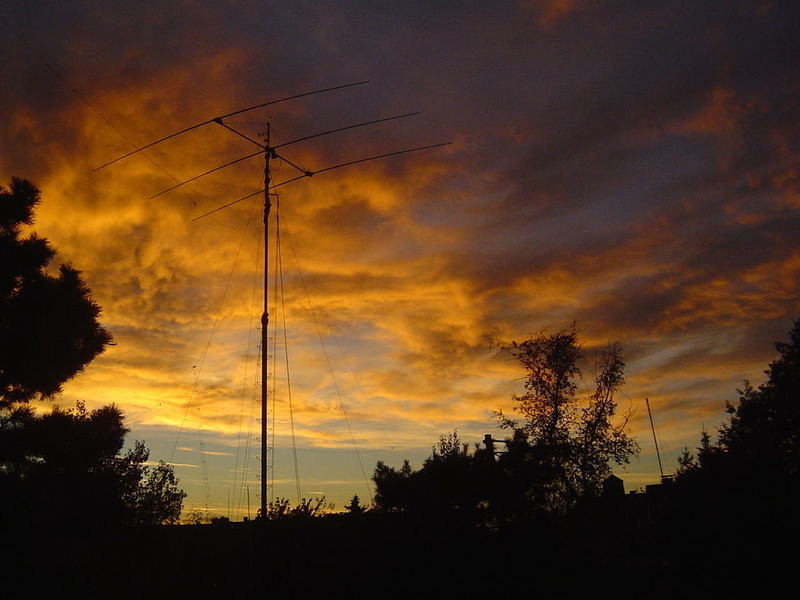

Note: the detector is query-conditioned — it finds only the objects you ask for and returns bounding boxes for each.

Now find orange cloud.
[522,0,582,30]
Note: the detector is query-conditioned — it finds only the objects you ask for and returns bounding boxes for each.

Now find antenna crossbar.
[274,153,311,177]
[214,118,264,148]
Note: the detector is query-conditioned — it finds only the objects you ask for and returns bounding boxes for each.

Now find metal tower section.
[261,125,272,517]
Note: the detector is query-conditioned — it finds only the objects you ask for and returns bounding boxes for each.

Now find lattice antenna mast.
[95,82,450,519]
[261,123,272,516]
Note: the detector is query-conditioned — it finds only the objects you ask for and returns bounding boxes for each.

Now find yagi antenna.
[148,112,421,200]
[95,81,450,519]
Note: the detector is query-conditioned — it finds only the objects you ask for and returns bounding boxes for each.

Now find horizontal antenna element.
[274,112,420,149]
[92,81,370,172]
[148,150,264,199]
[191,142,452,222]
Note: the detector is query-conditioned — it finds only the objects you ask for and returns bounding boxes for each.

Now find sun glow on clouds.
[3,0,799,510]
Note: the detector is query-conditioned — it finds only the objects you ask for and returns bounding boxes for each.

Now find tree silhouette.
[118,440,186,526]
[372,329,637,521]
[0,179,184,527]
[1,401,185,527]
[496,324,638,511]
[412,431,492,516]
[0,177,111,408]
[718,318,800,475]
[345,494,367,514]
[261,496,333,519]
[678,318,800,489]
[373,431,503,522]
[372,458,416,512]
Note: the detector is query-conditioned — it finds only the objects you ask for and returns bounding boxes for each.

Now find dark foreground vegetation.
[3,177,798,595]
[1,178,184,530]
[7,465,797,597]
[8,318,792,597]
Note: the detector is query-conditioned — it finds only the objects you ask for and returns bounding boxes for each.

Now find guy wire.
[268,191,281,507]
[231,215,263,518]
[169,195,259,462]
[282,213,373,500]
[276,195,303,504]
[196,402,212,514]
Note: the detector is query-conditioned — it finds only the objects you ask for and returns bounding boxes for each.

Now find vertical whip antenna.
[646,397,665,479]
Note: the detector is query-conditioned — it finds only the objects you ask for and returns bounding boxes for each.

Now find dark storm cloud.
[413,1,800,337]
[497,2,799,216]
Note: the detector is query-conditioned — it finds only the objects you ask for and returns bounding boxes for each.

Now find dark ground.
[9,491,796,599]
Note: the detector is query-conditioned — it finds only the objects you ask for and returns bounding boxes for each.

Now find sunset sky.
[2,1,799,516]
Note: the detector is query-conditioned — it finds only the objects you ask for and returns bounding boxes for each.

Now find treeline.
[370,325,638,524]
[361,318,800,537]
[202,316,799,541]
[1,401,185,529]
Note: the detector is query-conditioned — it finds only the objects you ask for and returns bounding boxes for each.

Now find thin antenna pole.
[646,397,665,478]
[261,123,272,519]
